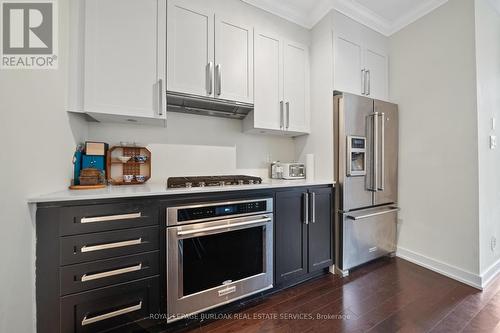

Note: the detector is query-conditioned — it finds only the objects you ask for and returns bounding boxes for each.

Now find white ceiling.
[241,0,449,36]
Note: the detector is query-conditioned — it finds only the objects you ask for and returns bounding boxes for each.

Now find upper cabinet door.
[84,0,166,119]
[333,34,363,96]
[253,30,283,130]
[364,48,388,101]
[167,0,214,97]
[214,16,254,104]
[283,41,310,134]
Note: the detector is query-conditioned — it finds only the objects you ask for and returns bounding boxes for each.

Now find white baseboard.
[481,257,500,289]
[396,246,482,290]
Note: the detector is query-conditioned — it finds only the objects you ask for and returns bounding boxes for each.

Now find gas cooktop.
[167,175,263,188]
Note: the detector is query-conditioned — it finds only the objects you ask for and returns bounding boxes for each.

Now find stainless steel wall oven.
[166,198,274,322]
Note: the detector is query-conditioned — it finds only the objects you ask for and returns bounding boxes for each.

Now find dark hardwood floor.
[181,258,500,333]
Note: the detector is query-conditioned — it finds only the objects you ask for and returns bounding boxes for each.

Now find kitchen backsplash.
[86,112,296,182]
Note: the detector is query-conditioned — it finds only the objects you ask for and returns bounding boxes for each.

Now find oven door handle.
[176,217,271,236]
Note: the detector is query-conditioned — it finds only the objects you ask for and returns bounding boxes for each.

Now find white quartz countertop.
[28,179,335,204]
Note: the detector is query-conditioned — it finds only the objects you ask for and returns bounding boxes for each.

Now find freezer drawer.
[340,206,398,270]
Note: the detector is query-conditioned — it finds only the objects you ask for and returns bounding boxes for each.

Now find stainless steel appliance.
[167,91,253,119]
[281,163,306,180]
[167,175,262,188]
[166,198,273,322]
[334,91,399,275]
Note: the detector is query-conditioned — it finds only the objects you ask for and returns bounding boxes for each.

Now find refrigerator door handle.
[346,207,399,220]
[379,112,385,191]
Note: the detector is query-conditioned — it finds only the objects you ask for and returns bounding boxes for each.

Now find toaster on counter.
[281,163,306,180]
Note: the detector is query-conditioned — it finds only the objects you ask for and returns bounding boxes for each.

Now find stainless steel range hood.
[166,91,253,119]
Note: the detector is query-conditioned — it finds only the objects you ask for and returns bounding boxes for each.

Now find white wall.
[0,1,86,332]
[87,112,296,180]
[84,0,310,181]
[390,0,480,277]
[475,0,500,280]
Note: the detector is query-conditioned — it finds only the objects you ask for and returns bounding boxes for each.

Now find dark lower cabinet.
[275,186,334,287]
[60,276,159,333]
[308,187,334,272]
[275,190,309,284]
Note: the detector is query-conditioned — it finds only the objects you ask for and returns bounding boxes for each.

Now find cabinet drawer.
[59,202,158,236]
[60,226,159,265]
[61,277,159,333]
[60,251,159,296]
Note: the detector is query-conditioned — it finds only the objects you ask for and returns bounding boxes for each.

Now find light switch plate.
[490,135,497,150]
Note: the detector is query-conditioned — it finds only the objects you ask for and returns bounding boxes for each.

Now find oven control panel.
[176,200,269,222]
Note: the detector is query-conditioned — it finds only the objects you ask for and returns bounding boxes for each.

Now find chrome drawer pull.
[81,301,142,326]
[81,263,142,282]
[177,217,271,236]
[347,207,400,221]
[80,212,142,224]
[81,238,143,253]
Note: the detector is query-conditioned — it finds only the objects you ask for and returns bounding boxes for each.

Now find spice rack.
[106,146,151,185]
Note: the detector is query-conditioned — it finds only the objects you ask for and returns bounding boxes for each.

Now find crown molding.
[241,0,449,36]
[389,0,449,35]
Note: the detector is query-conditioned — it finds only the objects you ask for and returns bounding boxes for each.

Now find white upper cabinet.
[252,30,283,131]
[167,1,253,104]
[333,34,364,97]
[283,41,310,133]
[364,48,388,101]
[215,16,253,103]
[84,0,166,121]
[167,0,214,97]
[333,16,389,101]
[244,33,310,137]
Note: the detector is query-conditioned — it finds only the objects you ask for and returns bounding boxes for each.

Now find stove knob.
[185,182,192,188]
[219,181,225,187]
[199,181,205,187]
[238,180,244,185]
[248,180,254,185]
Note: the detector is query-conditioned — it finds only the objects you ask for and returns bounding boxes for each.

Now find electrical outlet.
[491,236,497,252]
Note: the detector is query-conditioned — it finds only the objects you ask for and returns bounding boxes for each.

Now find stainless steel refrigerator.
[333,91,399,276]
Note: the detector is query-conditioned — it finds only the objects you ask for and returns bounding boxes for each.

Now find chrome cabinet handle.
[310,192,316,223]
[215,64,222,96]
[157,79,163,116]
[206,62,213,95]
[367,70,371,96]
[303,193,309,225]
[286,102,290,130]
[177,217,271,236]
[80,212,142,224]
[81,263,143,282]
[379,112,385,191]
[361,69,366,95]
[81,301,142,326]
[81,238,143,253]
[347,207,399,221]
[158,79,164,116]
[280,101,284,129]
[373,112,379,192]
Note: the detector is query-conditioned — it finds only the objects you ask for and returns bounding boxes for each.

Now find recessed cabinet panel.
[275,190,308,284]
[84,0,166,119]
[364,48,388,100]
[253,31,282,130]
[283,41,310,133]
[167,0,214,97]
[215,16,253,103]
[334,35,363,96]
